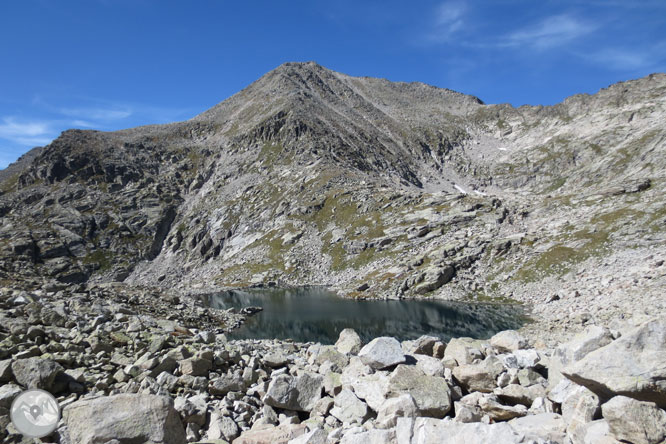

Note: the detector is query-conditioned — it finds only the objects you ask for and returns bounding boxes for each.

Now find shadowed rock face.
[0,63,664,328]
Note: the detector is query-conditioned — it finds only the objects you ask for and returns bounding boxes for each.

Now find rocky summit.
[0,62,665,442]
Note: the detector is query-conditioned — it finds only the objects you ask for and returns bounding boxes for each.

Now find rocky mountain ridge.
[1,62,665,341]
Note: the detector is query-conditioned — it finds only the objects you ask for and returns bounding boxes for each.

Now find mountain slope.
[1,63,664,335]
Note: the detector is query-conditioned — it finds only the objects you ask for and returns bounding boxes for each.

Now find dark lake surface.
[200,287,525,344]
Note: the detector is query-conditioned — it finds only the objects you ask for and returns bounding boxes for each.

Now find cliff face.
[1,63,664,319]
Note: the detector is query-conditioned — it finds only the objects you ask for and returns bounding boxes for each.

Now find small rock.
[208,411,240,441]
[179,357,211,377]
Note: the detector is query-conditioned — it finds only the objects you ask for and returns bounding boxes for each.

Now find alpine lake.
[199,287,525,344]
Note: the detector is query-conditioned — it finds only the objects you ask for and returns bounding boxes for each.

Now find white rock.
[340,428,395,444]
[208,411,240,441]
[376,394,418,428]
[563,317,666,407]
[444,337,485,365]
[567,419,621,444]
[601,395,666,444]
[336,328,363,355]
[411,417,524,444]
[329,388,370,425]
[490,330,528,353]
[348,372,391,412]
[388,364,452,418]
[263,372,324,412]
[288,427,328,444]
[358,337,405,369]
[562,385,600,427]
[412,354,446,377]
[63,394,186,444]
[509,412,567,443]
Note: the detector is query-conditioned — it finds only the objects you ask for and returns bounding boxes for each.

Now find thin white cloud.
[430,1,467,42]
[0,117,50,139]
[590,49,650,70]
[586,41,666,71]
[59,107,133,120]
[71,119,98,128]
[503,15,595,50]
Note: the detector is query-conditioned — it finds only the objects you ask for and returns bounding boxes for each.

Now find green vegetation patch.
[82,249,112,271]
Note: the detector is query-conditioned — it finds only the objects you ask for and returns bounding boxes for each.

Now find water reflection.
[200,287,525,344]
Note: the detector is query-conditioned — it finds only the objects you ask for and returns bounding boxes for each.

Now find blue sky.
[1,0,665,168]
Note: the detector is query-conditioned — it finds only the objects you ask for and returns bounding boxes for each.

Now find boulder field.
[1,285,666,443]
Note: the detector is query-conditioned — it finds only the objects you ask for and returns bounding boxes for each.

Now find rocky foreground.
[2,285,666,444]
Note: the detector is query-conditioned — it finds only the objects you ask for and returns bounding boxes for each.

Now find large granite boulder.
[11,357,63,391]
[601,395,666,444]
[410,417,524,444]
[490,330,528,353]
[562,317,666,407]
[358,337,405,369]
[234,423,307,444]
[63,394,186,444]
[452,355,504,393]
[335,328,363,355]
[387,365,451,418]
[263,372,324,412]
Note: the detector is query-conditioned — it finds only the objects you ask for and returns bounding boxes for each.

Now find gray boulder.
[444,337,484,365]
[335,328,362,355]
[63,394,186,444]
[207,411,240,441]
[340,428,395,444]
[174,394,207,426]
[234,423,307,443]
[601,395,666,444]
[405,335,440,356]
[567,419,622,444]
[178,357,211,377]
[562,317,666,407]
[411,418,524,444]
[376,394,418,428]
[11,357,63,391]
[0,359,13,383]
[289,427,328,444]
[329,388,371,425]
[509,412,567,443]
[388,364,451,418]
[562,385,600,428]
[477,394,528,421]
[452,355,504,393]
[495,383,547,407]
[413,265,455,294]
[263,372,324,412]
[490,330,528,353]
[0,383,23,409]
[358,337,405,369]
[549,325,614,388]
[209,373,243,396]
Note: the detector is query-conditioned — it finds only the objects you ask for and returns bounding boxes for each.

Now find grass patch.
[82,249,112,271]
[514,230,610,282]
[0,174,19,194]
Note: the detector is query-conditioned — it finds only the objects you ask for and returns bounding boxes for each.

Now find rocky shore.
[2,284,666,444]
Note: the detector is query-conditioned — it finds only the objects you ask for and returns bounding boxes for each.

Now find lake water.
[200,287,525,344]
